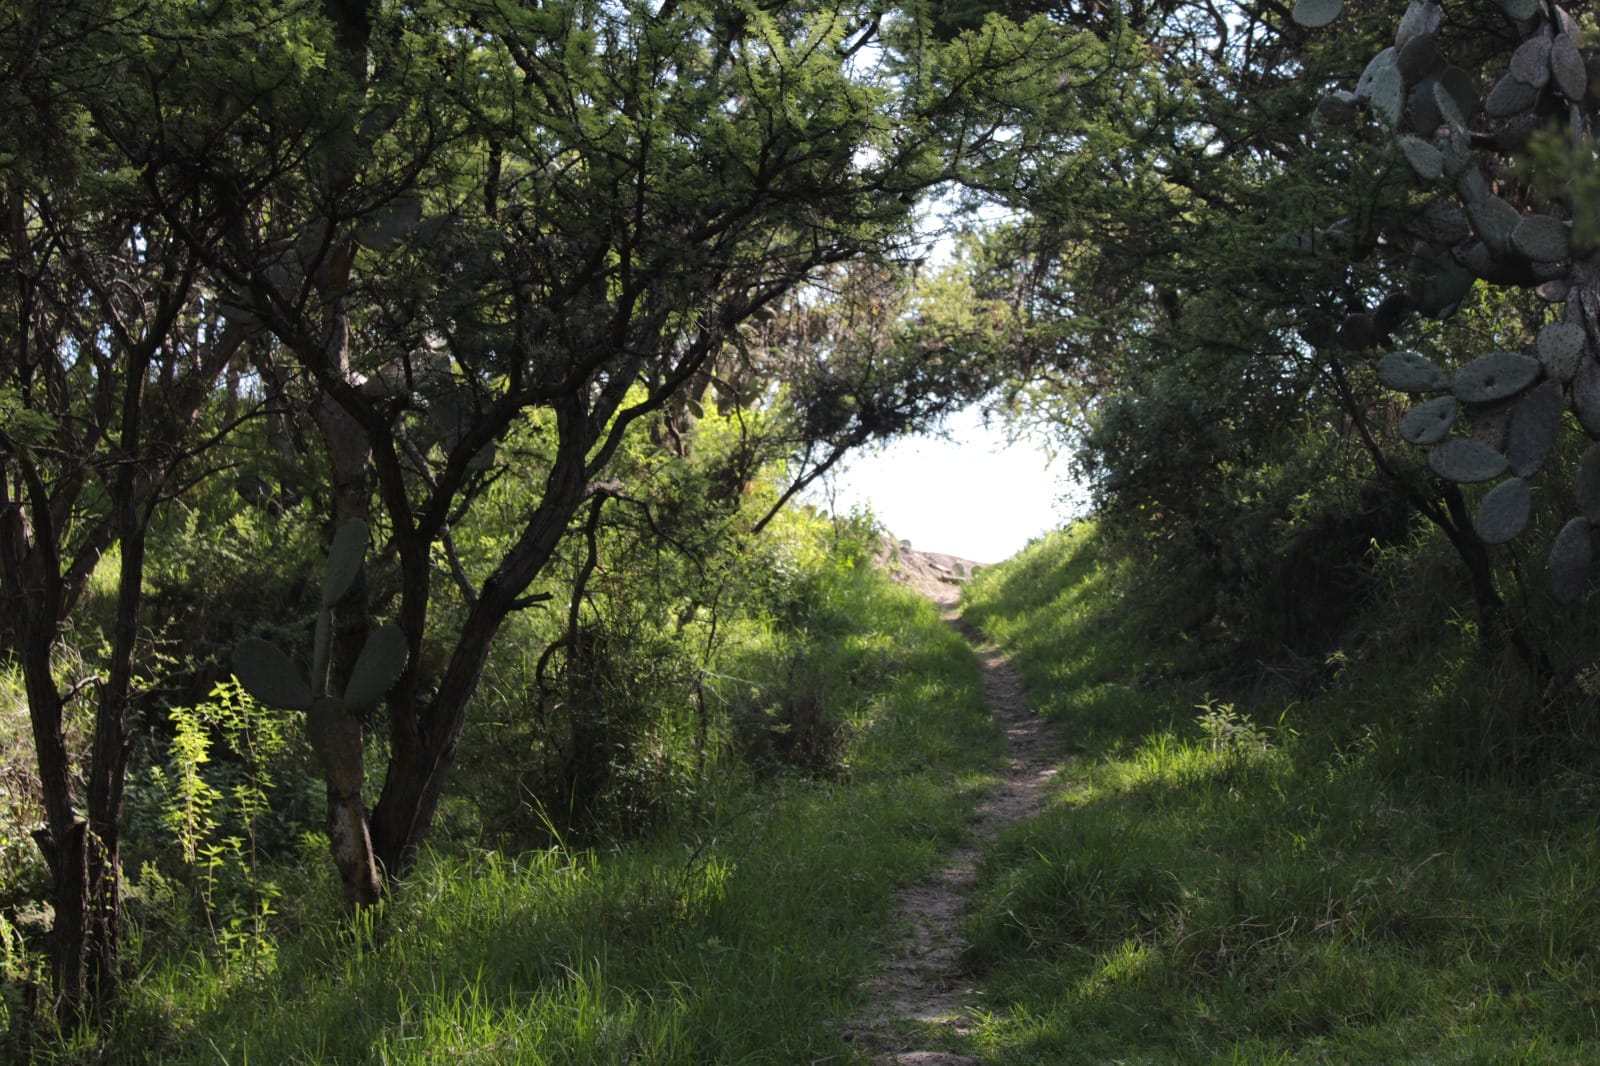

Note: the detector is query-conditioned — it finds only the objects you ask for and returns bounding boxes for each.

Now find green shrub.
[125,680,317,974]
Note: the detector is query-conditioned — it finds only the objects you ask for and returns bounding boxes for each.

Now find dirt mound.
[873,536,987,605]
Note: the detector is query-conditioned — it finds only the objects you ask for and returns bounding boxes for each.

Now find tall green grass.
[84,568,1000,1065]
[954,523,1600,1064]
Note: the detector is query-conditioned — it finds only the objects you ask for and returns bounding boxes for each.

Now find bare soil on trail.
[840,544,1067,1065]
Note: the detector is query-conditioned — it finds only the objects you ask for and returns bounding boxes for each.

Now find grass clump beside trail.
[954,524,1600,1065]
[75,564,999,1065]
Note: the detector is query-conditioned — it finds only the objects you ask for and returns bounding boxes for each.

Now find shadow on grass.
[946,527,1600,1065]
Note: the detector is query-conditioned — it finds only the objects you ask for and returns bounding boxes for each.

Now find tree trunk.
[21,615,92,1021]
[370,429,593,879]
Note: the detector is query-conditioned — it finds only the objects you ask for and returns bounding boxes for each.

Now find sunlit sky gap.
[807,404,1084,564]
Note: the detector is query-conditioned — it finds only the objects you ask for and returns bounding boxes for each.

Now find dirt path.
[841,562,1065,1064]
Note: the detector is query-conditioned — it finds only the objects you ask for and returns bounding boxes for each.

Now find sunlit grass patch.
[955,525,1600,1064]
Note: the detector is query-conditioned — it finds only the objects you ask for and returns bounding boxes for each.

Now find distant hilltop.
[873,535,985,603]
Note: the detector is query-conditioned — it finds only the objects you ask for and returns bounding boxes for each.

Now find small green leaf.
[0,388,58,447]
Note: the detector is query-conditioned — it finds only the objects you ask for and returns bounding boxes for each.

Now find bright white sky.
[806,403,1085,564]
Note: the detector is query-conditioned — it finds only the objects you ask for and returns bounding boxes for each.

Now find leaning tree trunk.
[370,432,593,879]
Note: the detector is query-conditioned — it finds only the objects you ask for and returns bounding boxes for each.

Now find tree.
[107,0,1104,905]
[1,0,248,1017]
[940,0,1419,657]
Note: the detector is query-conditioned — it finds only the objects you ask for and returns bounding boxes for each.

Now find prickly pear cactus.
[230,518,407,717]
[1299,0,1600,599]
[229,518,406,905]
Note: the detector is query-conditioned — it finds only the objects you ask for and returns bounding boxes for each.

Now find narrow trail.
[841,569,1066,1065]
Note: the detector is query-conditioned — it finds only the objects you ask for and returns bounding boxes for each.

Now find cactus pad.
[1427,438,1508,483]
[323,518,370,608]
[1433,67,1477,130]
[1451,352,1541,404]
[1292,0,1343,28]
[1406,79,1443,133]
[1474,477,1532,544]
[1552,33,1586,101]
[1509,35,1552,88]
[1316,91,1359,124]
[1398,34,1443,82]
[1511,215,1571,262]
[1577,444,1600,524]
[1378,350,1449,392]
[233,638,312,710]
[1394,1,1440,46]
[1399,137,1443,180]
[1507,380,1563,477]
[343,622,408,712]
[1419,262,1474,317]
[1400,395,1458,445]
[1485,73,1538,117]
[1549,517,1592,603]
[1467,195,1520,255]
[1537,321,1585,380]
[1574,359,1600,437]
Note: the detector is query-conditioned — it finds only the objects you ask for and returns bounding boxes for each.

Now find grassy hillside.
[953,524,1600,1064]
[24,562,1001,1065]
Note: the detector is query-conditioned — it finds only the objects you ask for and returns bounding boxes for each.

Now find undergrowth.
[56,560,1000,1064]
[954,522,1600,1064]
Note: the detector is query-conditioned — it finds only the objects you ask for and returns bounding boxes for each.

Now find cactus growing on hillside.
[231,519,405,904]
